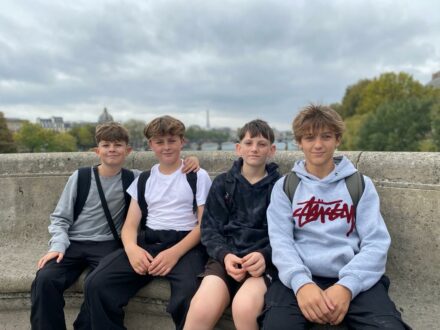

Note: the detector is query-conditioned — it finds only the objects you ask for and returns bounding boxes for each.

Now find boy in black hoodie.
[184,119,280,330]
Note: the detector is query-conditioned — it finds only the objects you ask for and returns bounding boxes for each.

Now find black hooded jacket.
[201,158,280,265]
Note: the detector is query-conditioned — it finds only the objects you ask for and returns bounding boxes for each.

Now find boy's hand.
[296,283,334,324]
[324,284,351,325]
[224,253,246,282]
[125,244,153,275]
[242,252,266,277]
[37,251,64,269]
[182,156,200,173]
[148,247,181,276]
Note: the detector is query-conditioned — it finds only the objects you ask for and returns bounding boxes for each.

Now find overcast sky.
[1,0,439,130]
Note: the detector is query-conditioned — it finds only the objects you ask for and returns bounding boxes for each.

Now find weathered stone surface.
[0,151,438,329]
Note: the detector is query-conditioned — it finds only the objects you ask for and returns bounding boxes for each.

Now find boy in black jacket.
[184,119,280,330]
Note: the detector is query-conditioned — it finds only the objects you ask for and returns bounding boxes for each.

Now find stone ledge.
[1,151,439,329]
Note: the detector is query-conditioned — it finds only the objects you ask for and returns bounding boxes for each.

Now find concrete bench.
[0,151,438,329]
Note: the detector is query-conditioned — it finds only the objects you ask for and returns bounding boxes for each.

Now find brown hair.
[237,119,275,143]
[143,115,185,140]
[95,122,129,144]
[292,104,345,143]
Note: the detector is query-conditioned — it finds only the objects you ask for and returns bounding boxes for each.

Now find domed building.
[427,71,440,88]
[98,108,114,123]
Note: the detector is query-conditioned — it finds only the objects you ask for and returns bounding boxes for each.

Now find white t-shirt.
[127,162,212,231]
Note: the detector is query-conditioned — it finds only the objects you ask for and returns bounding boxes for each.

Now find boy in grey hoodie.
[262,105,409,329]
[30,122,199,330]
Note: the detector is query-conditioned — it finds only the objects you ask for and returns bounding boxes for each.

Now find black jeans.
[30,240,120,330]
[84,228,207,330]
[262,276,410,330]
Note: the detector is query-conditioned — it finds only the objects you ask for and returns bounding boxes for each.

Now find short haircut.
[95,122,129,144]
[144,115,186,140]
[237,119,275,143]
[292,104,345,143]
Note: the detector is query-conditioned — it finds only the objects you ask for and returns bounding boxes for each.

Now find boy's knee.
[32,269,58,291]
[83,270,105,298]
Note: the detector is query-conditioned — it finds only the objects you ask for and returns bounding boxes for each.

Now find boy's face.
[298,128,340,169]
[148,134,184,167]
[236,132,275,168]
[95,140,132,168]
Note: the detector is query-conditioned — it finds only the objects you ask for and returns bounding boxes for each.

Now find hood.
[230,157,280,186]
[293,155,357,184]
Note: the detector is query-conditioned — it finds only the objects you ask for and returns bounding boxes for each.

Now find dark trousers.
[84,228,206,330]
[30,240,120,330]
[262,276,410,330]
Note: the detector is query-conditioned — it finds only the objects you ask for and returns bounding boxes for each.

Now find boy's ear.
[235,142,242,157]
[125,146,133,155]
[93,147,99,155]
[270,143,276,156]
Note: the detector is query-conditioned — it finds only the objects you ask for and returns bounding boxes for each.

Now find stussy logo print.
[293,196,355,236]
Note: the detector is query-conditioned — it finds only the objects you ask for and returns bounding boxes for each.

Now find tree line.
[1,71,439,153]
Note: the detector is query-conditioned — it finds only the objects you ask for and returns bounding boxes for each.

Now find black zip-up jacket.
[201,158,280,266]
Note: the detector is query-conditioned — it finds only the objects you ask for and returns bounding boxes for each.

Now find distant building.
[98,107,114,123]
[37,117,66,132]
[427,71,440,88]
[6,118,28,132]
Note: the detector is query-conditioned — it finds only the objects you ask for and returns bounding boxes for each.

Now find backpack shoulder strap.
[93,166,123,247]
[121,168,135,218]
[223,172,236,210]
[74,167,92,221]
[186,172,198,214]
[137,171,151,231]
[283,172,301,203]
[345,171,365,211]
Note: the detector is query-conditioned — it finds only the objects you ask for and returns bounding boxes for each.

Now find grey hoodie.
[48,168,141,254]
[267,156,390,299]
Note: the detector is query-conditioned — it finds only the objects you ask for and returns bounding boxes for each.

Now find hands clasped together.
[296,282,352,326]
[126,244,181,277]
[224,252,265,282]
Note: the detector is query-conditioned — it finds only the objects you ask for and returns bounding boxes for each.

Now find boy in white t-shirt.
[84,115,212,330]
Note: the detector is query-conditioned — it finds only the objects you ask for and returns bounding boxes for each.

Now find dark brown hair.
[237,119,275,143]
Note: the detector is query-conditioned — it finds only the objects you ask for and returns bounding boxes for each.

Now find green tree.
[337,79,371,118]
[14,123,77,152]
[339,72,437,151]
[46,132,77,152]
[0,112,17,153]
[68,124,96,151]
[358,98,433,151]
[124,119,146,150]
[430,101,440,150]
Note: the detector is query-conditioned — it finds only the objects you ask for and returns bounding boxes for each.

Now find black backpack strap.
[121,168,135,219]
[93,166,123,247]
[283,172,301,203]
[186,172,198,214]
[73,167,92,221]
[137,171,151,231]
[223,172,237,211]
[345,171,365,213]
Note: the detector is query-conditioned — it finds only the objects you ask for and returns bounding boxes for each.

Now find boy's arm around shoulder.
[200,173,233,263]
[337,175,391,299]
[47,170,79,255]
[267,177,313,293]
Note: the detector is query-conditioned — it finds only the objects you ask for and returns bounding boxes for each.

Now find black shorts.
[201,258,272,300]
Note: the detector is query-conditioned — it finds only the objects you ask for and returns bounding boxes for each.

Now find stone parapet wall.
[0,151,438,329]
